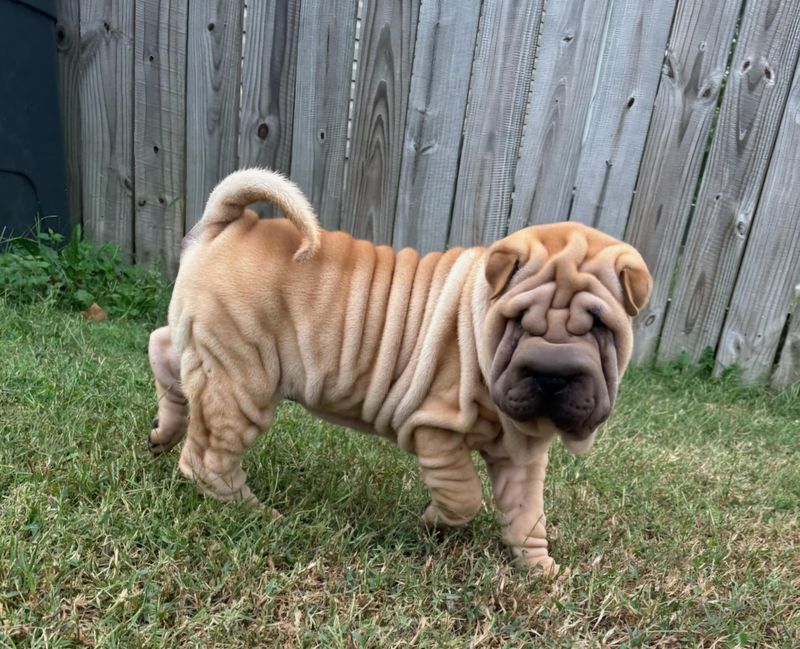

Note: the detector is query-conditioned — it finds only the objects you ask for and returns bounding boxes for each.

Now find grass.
[1,298,798,647]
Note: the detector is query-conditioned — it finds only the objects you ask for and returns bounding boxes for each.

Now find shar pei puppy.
[147,168,652,572]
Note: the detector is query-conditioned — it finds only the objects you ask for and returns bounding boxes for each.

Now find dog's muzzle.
[490,323,616,440]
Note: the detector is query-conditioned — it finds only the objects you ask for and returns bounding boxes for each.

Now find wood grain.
[185,1,244,229]
[658,0,800,363]
[291,0,359,231]
[448,0,545,248]
[507,0,611,232]
[569,0,678,238]
[55,0,82,228]
[238,0,299,219]
[79,0,135,256]
[627,0,743,363]
[340,0,421,244]
[133,0,188,276]
[715,63,800,381]
[391,0,482,253]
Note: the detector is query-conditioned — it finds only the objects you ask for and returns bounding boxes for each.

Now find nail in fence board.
[56,0,82,228]
[448,0,545,248]
[627,0,743,364]
[185,1,244,230]
[715,63,800,381]
[340,0,421,245]
[391,0,482,254]
[133,0,187,276]
[238,0,300,216]
[773,301,800,388]
[658,0,800,363]
[507,0,611,232]
[569,0,678,239]
[291,0,358,232]
[80,0,135,257]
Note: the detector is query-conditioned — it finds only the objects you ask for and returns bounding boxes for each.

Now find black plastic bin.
[0,0,70,240]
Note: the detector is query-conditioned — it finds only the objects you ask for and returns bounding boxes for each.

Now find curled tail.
[201,168,321,261]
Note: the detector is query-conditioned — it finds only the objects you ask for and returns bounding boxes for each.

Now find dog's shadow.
[245,416,502,562]
[142,405,506,564]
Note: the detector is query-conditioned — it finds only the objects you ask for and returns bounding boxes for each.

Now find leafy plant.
[0,225,170,325]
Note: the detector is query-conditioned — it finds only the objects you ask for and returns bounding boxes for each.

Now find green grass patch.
[0,251,798,645]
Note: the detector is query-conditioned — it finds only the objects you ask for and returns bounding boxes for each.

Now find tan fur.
[147,168,651,572]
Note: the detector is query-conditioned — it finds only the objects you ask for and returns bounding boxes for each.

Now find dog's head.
[481,223,651,453]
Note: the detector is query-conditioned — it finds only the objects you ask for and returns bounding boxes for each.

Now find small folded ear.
[619,263,652,316]
[485,245,525,298]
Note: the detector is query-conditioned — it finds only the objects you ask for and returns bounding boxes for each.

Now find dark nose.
[533,374,570,394]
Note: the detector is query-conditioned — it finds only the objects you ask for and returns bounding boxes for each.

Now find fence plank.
[715,64,800,381]
[340,0,421,244]
[507,0,611,232]
[79,0,135,257]
[134,0,187,275]
[238,0,299,216]
[185,1,244,229]
[627,0,742,364]
[391,0,482,253]
[773,301,800,388]
[448,0,545,248]
[569,0,678,238]
[291,0,358,231]
[55,0,82,228]
[658,0,800,363]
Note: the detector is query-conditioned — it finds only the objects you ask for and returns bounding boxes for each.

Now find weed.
[0,226,170,326]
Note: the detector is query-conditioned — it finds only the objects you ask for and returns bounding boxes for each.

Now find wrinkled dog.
[147,169,652,572]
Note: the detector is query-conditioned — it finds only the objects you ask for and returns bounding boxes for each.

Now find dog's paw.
[510,548,560,576]
[147,419,161,455]
[148,416,186,456]
[420,501,473,530]
[419,500,445,534]
[147,418,176,456]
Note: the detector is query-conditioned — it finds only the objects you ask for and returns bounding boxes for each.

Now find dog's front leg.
[483,440,558,574]
[147,326,188,454]
[414,427,483,529]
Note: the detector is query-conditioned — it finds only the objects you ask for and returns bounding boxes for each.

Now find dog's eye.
[590,307,605,330]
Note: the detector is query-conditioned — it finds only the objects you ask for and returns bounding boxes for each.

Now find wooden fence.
[55,0,800,387]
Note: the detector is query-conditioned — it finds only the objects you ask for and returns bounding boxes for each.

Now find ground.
[1,300,798,648]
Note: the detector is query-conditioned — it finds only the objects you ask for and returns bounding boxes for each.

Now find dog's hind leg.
[147,326,188,455]
[176,353,274,505]
[178,405,268,505]
[414,428,484,529]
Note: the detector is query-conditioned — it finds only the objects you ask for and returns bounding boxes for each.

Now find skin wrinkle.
[193,320,267,428]
[393,250,480,438]
[353,246,394,387]
[333,239,376,400]
[362,247,419,422]
[395,250,438,377]
[376,248,475,438]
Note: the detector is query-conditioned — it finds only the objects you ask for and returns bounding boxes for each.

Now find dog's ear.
[618,259,652,317]
[485,243,527,298]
